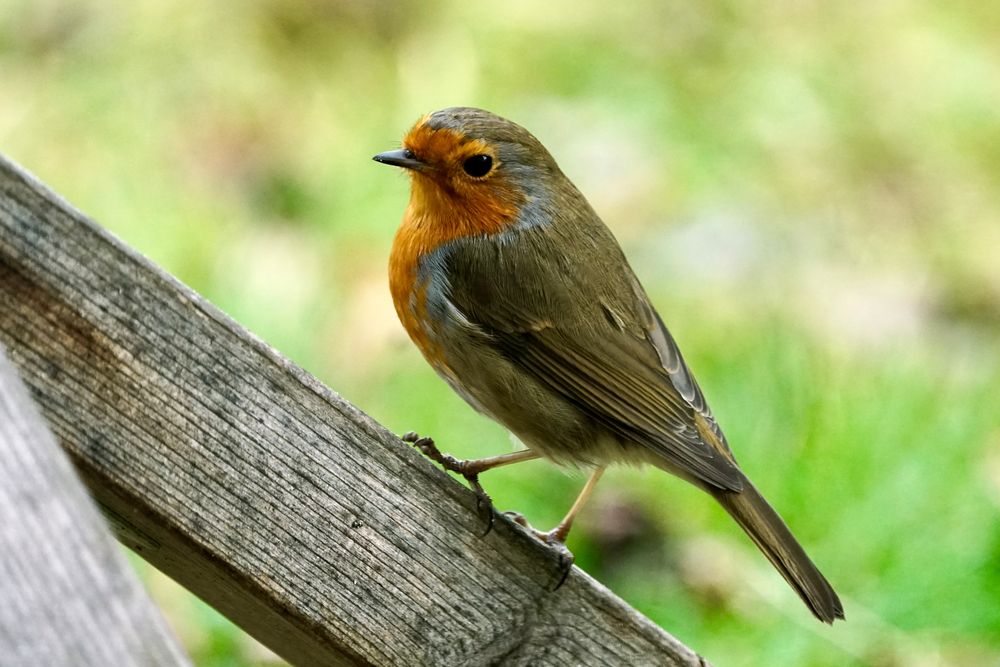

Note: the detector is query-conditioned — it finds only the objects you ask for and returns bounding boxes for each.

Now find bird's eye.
[462,154,493,178]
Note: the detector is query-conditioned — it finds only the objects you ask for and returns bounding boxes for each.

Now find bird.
[373,107,844,623]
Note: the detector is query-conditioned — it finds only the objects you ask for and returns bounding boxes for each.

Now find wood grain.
[0,153,709,667]
[0,348,190,666]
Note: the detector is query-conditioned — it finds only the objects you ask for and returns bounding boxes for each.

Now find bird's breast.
[388,184,519,368]
[389,222,443,371]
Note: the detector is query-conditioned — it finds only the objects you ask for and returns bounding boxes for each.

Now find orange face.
[385,116,527,373]
[399,117,526,240]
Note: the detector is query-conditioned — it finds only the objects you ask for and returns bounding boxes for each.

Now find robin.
[374,107,844,623]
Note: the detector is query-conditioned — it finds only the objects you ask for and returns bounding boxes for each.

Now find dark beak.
[372,148,424,170]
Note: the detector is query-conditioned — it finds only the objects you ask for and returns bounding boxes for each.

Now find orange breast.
[388,170,523,370]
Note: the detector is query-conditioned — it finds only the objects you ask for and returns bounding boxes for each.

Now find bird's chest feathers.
[388,179,519,367]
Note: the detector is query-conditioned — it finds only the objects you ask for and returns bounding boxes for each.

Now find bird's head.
[374,107,564,233]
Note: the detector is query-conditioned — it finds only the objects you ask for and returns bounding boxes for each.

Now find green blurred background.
[3,1,1000,665]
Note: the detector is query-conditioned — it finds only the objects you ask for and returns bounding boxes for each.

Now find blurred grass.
[3,1,1000,665]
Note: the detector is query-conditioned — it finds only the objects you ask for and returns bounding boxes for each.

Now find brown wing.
[637,284,737,461]
[441,228,743,491]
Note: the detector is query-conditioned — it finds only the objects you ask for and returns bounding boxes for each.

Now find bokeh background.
[3,1,1000,665]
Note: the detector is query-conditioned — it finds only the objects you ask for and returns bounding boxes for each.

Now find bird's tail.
[710,477,845,623]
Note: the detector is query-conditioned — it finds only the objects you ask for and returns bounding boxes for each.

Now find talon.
[465,473,495,537]
[552,543,574,590]
[475,491,495,537]
[534,529,575,590]
[506,516,576,589]
[405,431,495,536]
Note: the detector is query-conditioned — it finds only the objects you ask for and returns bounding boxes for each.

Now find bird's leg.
[401,432,540,534]
[509,466,606,543]
[506,466,606,588]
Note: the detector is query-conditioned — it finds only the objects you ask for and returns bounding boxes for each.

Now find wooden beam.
[0,153,709,667]
[0,348,190,666]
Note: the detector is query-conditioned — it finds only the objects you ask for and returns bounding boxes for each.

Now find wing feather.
[441,228,743,491]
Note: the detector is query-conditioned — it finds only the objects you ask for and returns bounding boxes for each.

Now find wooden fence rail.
[0,348,190,667]
[0,153,708,666]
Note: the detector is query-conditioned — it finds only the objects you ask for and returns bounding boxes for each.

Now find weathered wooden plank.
[0,153,708,667]
[0,347,191,667]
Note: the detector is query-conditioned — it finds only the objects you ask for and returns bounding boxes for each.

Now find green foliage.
[4,1,999,664]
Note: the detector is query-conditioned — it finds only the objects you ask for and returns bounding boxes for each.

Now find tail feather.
[710,477,845,623]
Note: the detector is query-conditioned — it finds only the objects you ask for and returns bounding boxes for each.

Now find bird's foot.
[402,431,495,535]
[503,511,575,589]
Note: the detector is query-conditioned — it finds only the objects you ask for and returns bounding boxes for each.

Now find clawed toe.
[550,540,575,589]
[533,528,575,588]
[410,435,439,459]
[503,510,528,527]
[403,431,495,535]
[471,480,495,537]
[403,428,576,588]
[401,431,577,571]
[503,514,576,589]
